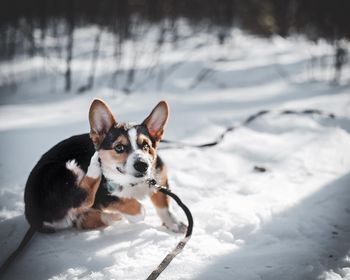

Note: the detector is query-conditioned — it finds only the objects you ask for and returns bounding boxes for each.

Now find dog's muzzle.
[133,160,149,177]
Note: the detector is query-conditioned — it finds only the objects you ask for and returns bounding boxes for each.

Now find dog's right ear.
[89,99,116,149]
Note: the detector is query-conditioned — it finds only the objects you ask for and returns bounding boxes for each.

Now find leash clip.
[147,179,158,187]
[146,179,168,192]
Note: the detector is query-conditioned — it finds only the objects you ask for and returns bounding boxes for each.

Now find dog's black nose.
[133,160,149,173]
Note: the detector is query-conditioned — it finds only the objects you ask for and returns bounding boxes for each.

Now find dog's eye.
[115,144,126,153]
[142,141,150,152]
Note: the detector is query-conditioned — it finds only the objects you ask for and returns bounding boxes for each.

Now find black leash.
[0,108,333,279]
[146,179,193,280]
[0,182,193,280]
[0,227,36,276]
[149,108,334,277]
[160,108,335,149]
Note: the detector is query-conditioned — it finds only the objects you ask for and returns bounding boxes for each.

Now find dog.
[24,99,186,233]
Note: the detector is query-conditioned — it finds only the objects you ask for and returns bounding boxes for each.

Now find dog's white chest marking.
[110,181,153,199]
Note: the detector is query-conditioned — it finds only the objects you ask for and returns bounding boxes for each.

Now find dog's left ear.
[89,99,116,149]
[142,101,169,145]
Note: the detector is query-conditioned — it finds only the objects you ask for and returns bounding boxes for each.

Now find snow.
[1,27,350,280]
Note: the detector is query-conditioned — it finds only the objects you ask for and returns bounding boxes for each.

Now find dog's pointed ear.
[142,101,169,145]
[89,99,116,149]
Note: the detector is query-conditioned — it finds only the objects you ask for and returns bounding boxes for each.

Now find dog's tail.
[0,226,36,276]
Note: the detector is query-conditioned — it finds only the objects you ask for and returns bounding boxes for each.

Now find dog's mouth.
[134,172,145,178]
[116,166,125,174]
[116,166,145,179]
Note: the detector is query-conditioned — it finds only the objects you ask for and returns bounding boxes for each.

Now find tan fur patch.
[112,135,129,148]
[157,163,168,183]
[150,156,169,208]
[76,209,106,229]
[99,148,128,166]
[137,134,156,158]
[104,198,142,215]
[77,176,101,210]
[150,190,170,208]
[89,132,102,148]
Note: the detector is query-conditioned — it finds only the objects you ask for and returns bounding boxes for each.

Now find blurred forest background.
[0,0,349,94]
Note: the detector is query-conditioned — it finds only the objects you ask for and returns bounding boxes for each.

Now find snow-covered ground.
[0,28,350,280]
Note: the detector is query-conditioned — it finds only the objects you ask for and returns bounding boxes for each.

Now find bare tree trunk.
[65,5,75,92]
[123,40,138,94]
[8,25,18,59]
[156,23,166,91]
[65,26,74,92]
[86,30,101,90]
[123,63,135,94]
[78,28,102,93]
[333,41,347,85]
[110,35,122,90]
[0,27,8,60]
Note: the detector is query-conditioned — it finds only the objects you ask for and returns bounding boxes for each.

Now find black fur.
[93,176,120,209]
[136,125,157,147]
[100,126,129,150]
[155,155,164,170]
[24,133,117,231]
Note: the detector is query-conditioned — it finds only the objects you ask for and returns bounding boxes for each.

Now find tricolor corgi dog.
[24,99,186,233]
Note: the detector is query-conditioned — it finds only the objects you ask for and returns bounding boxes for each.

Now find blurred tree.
[0,0,349,90]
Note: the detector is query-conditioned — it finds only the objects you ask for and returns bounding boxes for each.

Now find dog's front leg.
[77,152,102,210]
[150,189,187,233]
[102,198,145,223]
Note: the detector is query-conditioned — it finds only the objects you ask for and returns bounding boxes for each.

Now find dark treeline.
[0,0,349,91]
[1,0,349,50]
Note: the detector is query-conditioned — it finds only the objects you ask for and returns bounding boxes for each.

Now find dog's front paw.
[124,204,146,223]
[156,208,188,234]
[86,152,102,178]
[163,220,187,234]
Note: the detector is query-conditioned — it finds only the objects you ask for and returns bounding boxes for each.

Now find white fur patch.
[104,174,153,199]
[101,212,122,225]
[128,128,138,151]
[156,207,181,232]
[86,152,101,178]
[117,182,152,199]
[66,160,84,183]
[43,211,76,230]
[127,127,153,177]
[101,164,150,196]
